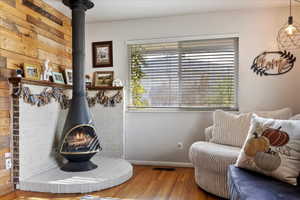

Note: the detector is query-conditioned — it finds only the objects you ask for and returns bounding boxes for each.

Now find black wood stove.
[59,0,101,172]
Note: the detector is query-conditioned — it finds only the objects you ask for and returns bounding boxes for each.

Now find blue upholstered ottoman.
[227,165,300,200]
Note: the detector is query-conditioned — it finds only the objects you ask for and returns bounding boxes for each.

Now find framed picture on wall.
[23,63,41,80]
[92,41,113,68]
[64,69,73,85]
[52,72,65,84]
[93,71,114,87]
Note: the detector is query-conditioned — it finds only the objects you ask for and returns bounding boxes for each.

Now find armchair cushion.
[204,126,214,141]
[190,141,240,173]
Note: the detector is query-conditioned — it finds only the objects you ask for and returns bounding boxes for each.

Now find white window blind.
[128,37,239,110]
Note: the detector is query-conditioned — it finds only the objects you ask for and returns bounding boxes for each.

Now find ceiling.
[44,0,295,23]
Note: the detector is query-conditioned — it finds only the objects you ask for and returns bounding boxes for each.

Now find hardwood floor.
[0,166,218,200]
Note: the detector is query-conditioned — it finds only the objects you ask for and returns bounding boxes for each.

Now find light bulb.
[285,24,296,36]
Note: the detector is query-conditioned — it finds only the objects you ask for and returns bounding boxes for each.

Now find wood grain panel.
[0,28,38,58]
[0,81,9,89]
[0,24,70,61]
[0,147,10,155]
[19,2,71,36]
[0,136,10,149]
[0,127,9,136]
[0,21,37,42]
[0,15,37,40]
[33,23,72,47]
[0,36,37,58]
[0,97,10,110]
[3,47,69,71]
[0,0,71,196]
[3,0,70,37]
[0,68,14,78]
[0,0,16,8]
[0,9,71,47]
[0,118,9,127]
[0,148,10,170]
[29,0,71,26]
[38,49,72,68]
[37,34,72,56]
[22,0,63,26]
[1,49,42,69]
[0,1,71,44]
[0,183,14,196]
[37,35,72,60]
[0,110,9,118]
[0,1,25,20]
[0,55,6,68]
[0,89,9,97]
[0,16,21,35]
[0,170,12,188]
[38,34,72,53]
[26,15,64,39]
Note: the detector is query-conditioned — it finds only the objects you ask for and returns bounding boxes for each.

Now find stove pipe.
[59,0,101,172]
[64,0,93,96]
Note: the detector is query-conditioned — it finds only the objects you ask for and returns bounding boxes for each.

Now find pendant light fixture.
[277,0,300,50]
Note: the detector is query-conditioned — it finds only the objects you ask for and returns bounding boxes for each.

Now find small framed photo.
[23,63,41,80]
[93,71,114,87]
[92,41,113,68]
[52,72,65,84]
[64,69,73,85]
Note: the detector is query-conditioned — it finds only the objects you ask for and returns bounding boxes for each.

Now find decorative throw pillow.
[210,108,292,147]
[256,108,292,119]
[210,110,252,147]
[235,114,300,185]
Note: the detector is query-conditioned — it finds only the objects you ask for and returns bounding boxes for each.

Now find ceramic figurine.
[113,79,123,87]
[43,59,52,81]
[85,74,92,86]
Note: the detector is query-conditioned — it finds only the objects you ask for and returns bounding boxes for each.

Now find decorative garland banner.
[12,84,123,109]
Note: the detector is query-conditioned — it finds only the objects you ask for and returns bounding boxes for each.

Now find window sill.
[126,107,239,113]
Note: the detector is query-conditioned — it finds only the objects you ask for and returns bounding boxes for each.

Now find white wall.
[19,85,67,180]
[89,91,125,158]
[85,7,300,163]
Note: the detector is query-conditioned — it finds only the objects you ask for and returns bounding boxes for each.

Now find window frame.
[127,34,239,112]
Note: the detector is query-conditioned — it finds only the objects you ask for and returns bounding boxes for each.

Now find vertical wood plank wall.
[0,0,71,196]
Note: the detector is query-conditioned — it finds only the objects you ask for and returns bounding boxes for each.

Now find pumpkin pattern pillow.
[235,114,300,185]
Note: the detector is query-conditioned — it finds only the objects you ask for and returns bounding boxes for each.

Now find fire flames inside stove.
[68,132,92,149]
[61,125,100,154]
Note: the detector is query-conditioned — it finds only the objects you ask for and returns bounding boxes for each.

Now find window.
[128,37,239,110]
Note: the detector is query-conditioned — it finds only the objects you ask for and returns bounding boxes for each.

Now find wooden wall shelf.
[88,86,124,91]
[8,77,124,91]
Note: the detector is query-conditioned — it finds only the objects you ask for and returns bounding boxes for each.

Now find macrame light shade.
[277,0,300,50]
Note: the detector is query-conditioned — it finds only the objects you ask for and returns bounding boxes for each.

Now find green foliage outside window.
[130,47,148,107]
[209,79,235,107]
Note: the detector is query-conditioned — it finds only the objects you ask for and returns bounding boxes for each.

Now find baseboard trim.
[128,160,193,168]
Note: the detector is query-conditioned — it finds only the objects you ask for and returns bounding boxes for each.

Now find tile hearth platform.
[18,157,133,193]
